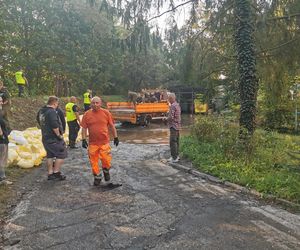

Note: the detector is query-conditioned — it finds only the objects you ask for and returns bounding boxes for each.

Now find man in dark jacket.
[0,80,11,132]
[37,96,67,180]
[0,97,12,185]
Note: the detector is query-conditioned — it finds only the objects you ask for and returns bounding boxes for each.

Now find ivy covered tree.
[233,0,258,134]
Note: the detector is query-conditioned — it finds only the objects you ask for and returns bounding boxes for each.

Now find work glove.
[113,137,119,147]
[82,139,88,149]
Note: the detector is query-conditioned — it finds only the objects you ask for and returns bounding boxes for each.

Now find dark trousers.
[170,128,179,159]
[67,120,80,147]
[1,106,11,133]
[18,84,24,97]
[84,104,90,112]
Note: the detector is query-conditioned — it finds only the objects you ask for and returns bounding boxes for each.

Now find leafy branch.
[147,0,196,22]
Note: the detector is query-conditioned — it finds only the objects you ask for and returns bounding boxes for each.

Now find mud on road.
[1,142,300,250]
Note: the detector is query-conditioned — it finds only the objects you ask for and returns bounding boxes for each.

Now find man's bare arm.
[82,127,87,140]
[109,124,117,138]
[75,112,81,123]
[53,128,62,138]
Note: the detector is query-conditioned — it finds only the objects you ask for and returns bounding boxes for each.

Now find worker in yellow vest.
[83,89,92,112]
[15,67,28,97]
[65,96,80,149]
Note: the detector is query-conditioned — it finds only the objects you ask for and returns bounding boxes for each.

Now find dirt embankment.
[7,97,76,131]
[7,96,111,131]
[8,98,47,130]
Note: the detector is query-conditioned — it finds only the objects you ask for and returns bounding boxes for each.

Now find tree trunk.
[55,75,63,97]
[234,0,258,135]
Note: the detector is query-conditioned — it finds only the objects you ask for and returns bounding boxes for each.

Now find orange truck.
[106,101,169,126]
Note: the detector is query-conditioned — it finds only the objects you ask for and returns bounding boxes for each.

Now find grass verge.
[181,116,300,204]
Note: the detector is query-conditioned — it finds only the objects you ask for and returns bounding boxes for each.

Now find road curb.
[168,162,300,210]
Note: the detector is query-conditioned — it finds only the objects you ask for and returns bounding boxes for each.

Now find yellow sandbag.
[24,132,41,140]
[8,148,20,165]
[23,127,41,140]
[39,148,46,158]
[34,156,43,166]
[17,145,31,153]
[18,151,32,160]
[17,159,35,169]
[30,144,41,154]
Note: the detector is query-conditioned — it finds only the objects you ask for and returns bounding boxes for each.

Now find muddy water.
[117,114,194,144]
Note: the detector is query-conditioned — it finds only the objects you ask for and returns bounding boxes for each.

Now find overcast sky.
[148,0,193,32]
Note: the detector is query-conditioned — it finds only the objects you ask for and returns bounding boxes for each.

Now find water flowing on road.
[117,114,194,144]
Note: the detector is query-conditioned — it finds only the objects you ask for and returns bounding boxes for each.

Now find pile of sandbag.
[8,128,47,169]
[8,125,81,169]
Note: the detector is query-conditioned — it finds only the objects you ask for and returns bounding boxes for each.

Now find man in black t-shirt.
[37,96,67,180]
[56,107,66,133]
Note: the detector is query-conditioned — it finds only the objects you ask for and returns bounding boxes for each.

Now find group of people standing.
[37,94,119,186]
[0,79,181,186]
[128,89,168,104]
[36,91,181,185]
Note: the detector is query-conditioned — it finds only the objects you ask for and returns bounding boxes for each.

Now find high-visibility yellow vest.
[15,71,26,85]
[65,102,77,122]
[83,92,91,104]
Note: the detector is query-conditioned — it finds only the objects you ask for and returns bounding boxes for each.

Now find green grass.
[181,116,300,204]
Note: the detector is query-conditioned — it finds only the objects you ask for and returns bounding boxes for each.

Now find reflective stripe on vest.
[83,92,91,104]
[65,102,77,122]
[15,71,25,84]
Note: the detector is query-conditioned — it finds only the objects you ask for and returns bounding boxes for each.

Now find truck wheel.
[144,116,151,126]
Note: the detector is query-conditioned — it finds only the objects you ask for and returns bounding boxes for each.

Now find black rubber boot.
[103,169,110,182]
[53,172,66,180]
[94,174,102,186]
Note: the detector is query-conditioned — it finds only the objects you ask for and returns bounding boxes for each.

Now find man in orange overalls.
[81,96,119,186]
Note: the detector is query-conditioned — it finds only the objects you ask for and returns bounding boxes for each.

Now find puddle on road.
[116,114,194,144]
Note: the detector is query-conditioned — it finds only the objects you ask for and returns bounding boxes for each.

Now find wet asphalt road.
[2,142,300,250]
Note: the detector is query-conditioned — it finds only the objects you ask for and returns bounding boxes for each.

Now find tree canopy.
[1,0,300,132]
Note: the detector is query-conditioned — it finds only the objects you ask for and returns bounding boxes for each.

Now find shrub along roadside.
[180,116,300,204]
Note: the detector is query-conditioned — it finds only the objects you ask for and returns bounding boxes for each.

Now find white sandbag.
[8,142,17,149]
[9,130,28,145]
[8,148,20,165]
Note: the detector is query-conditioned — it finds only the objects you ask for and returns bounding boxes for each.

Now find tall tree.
[234,0,258,134]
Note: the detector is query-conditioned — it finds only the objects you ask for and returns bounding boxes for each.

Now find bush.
[264,108,294,130]
[181,116,300,203]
